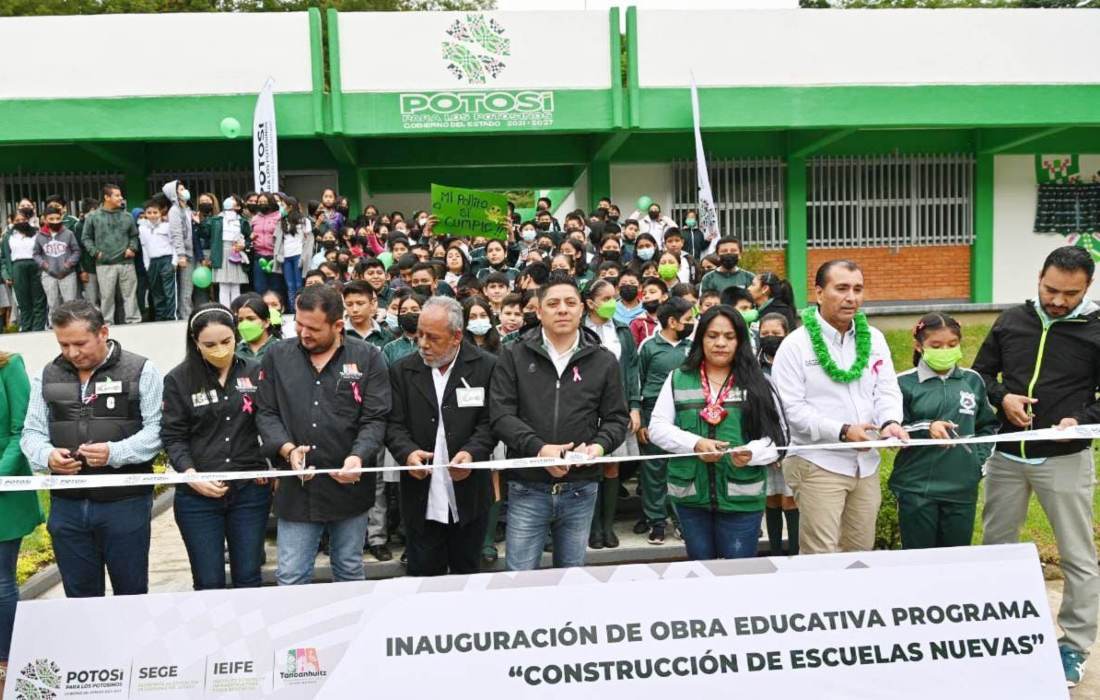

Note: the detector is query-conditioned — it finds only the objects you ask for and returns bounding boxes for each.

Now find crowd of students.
[0,182,1098,689]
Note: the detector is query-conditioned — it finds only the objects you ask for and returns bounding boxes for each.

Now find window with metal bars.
[147,169,256,204]
[672,158,787,250]
[807,154,974,249]
[1,171,123,219]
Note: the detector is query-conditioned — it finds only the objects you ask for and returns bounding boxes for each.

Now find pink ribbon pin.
[352,383,363,405]
[572,367,582,383]
[241,395,254,414]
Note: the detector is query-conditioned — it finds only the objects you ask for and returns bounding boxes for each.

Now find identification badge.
[208,390,219,404]
[106,396,116,410]
[340,363,362,381]
[235,377,257,394]
[191,392,210,407]
[95,380,122,395]
[456,387,485,408]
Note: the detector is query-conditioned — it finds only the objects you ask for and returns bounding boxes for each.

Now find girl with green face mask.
[232,294,281,361]
[889,313,999,551]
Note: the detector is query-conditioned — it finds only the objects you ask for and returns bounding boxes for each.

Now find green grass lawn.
[878,323,1100,574]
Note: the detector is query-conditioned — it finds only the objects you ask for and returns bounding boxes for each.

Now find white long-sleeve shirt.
[138,219,176,269]
[648,373,779,466]
[770,309,902,478]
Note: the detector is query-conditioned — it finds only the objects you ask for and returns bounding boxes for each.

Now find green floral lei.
[801,307,871,384]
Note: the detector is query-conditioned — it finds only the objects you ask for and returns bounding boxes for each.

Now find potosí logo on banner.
[253,77,278,193]
[399,13,554,131]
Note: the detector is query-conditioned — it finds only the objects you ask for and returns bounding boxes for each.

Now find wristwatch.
[839,424,851,442]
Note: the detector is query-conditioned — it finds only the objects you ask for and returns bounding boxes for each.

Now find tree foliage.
[0,0,494,17]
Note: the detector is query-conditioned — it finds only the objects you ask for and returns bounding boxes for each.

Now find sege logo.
[138,665,179,679]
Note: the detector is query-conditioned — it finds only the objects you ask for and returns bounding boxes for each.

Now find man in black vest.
[20,300,163,597]
[385,297,496,576]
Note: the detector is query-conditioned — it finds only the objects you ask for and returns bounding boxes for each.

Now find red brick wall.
[741,245,971,303]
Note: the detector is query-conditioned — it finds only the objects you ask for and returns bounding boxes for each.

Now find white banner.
[690,74,720,252]
[252,78,279,193]
[5,545,1065,699]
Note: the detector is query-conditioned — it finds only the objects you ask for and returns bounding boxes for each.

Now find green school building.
[1,7,1098,306]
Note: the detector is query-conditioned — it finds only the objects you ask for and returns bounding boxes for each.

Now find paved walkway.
[35,502,1100,697]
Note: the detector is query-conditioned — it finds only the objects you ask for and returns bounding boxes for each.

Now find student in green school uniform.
[342,280,393,350]
[382,292,425,366]
[891,313,999,550]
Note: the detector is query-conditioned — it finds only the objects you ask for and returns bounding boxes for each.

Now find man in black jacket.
[972,245,1100,688]
[386,297,496,576]
[490,274,630,571]
[256,285,390,585]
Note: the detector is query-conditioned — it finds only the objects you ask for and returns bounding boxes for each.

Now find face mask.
[200,343,234,369]
[522,311,539,328]
[278,204,288,218]
[467,318,492,336]
[198,202,214,216]
[601,250,620,262]
[740,308,759,324]
[635,247,655,261]
[720,254,739,270]
[619,284,639,302]
[521,229,536,242]
[685,218,697,228]
[260,202,275,214]
[245,203,259,214]
[658,263,678,281]
[268,308,283,326]
[677,322,695,341]
[642,300,661,314]
[47,222,63,232]
[399,313,419,334]
[759,335,783,358]
[238,319,265,343]
[608,215,620,223]
[922,345,963,372]
[648,210,660,221]
[223,198,236,212]
[595,298,617,320]
[536,222,550,231]
[412,284,433,297]
[18,207,34,219]
[13,222,32,235]
[384,312,399,331]
[179,189,191,203]
[322,240,336,250]
[538,245,552,254]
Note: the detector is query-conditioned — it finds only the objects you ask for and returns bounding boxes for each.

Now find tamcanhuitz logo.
[442,14,510,85]
[279,648,327,684]
[15,658,62,700]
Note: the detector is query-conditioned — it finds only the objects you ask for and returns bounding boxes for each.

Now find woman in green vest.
[649,305,786,560]
[0,352,43,690]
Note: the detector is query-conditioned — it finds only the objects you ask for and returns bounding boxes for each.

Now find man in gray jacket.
[34,203,82,317]
[163,180,194,319]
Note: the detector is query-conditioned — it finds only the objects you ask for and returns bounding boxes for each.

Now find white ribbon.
[2,424,1095,493]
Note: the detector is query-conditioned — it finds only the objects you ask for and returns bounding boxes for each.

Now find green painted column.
[338,166,362,217]
[785,155,808,308]
[123,162,148,209]
[971,153,994,303]
[588,159,611,212]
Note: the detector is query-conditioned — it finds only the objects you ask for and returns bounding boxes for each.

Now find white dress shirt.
[770,309,903,478]
[584,316,621,360]
[427,361,460,524]
[542,330,580,377]
[648,373,779,465]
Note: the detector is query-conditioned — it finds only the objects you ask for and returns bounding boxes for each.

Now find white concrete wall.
[366,193,432,219]
[0,14,313,99]
[638,9,1100,88]
[610,163,674,217]
[2,321,188,382]
[339,11,611,92]
[991,155,1100,305]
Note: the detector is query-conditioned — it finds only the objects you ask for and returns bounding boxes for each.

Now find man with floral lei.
[771,260,907,554]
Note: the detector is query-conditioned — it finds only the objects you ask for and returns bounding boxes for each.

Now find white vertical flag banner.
[253,77,279,193]
[690,73,721,252]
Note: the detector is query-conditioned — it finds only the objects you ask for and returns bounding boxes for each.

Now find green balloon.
[192,265,212,289]
[219,117,241,139]
[637,195,653,211]
[377,251,394,270]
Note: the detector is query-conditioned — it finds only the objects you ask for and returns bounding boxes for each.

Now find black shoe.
[648,525,666,545]
[603,529,620,549]
[369,544,393,562]
[632,519,649,535]
[589,530,604,549]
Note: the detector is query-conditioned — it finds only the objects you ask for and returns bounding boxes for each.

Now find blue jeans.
[675,506,763,560]
[505,480,598,571]
[0,537,21,662]
[173,482,272,591]
[251,259,284,298]
[47,494,153,597]
[282,256,302,313]
[276,511,370,585]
